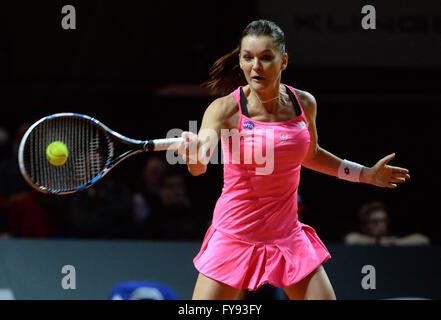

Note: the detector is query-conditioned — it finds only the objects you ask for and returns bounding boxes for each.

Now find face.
[365,210,389,237]
[160,176,186,208]
[239,35,288,91]
[144,158,166,187]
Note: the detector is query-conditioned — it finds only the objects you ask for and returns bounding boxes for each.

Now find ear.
[238,54,243,70]
[281,53,288,71]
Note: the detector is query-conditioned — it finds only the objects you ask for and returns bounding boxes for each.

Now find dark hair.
[201,20,287,95]
[358,201,389,227]
[159,167,187,189]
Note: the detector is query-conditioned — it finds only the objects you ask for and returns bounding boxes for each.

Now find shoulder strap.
[240,85,302,118]
[239,88,249,117]
[283,84,302,117]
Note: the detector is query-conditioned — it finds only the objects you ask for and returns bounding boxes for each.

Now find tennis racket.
[18,113,184,195]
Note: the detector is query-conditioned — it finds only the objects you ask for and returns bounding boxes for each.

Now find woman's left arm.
[298,90,410,188]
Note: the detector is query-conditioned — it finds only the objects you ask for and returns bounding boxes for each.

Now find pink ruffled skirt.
[193,222,331,291]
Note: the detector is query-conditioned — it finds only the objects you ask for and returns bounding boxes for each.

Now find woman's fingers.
[389,177,406,183]
[388,165,409,174]
[378,153,396,166]
[391,172,410,180]
[177,131,200,163]
[386,183,397,189]
[370,154,410,188]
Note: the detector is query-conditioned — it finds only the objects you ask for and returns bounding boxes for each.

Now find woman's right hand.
[175,131,200,165]
[174,95,234,175]
[174,131,209,176]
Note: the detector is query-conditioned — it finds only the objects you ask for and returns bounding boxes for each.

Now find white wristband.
[338,159,364,182]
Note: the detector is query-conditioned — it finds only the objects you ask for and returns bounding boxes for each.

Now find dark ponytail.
[200,47,246,96]
[201,20,287,96]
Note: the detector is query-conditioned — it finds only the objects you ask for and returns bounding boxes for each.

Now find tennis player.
[176,20,410,300]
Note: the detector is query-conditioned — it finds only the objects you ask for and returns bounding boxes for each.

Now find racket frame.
[18,113,182,195]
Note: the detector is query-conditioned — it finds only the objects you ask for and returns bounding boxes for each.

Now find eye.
[243,55,252,61]
[261,55,273,61]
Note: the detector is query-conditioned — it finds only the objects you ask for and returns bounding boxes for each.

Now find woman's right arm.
[177,95,238,176]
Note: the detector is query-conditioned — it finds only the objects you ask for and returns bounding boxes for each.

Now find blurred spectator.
[67,177,135,239]
[132,155,167,225]
[142,154,168,195]
[0,123,32,238]
[7,191,67,237]
[109,281,178,300]
[143,167,200,240]
[344,200,430,246]
[0,126,10,237]
[0,126,9,162]
[1,122,70,238]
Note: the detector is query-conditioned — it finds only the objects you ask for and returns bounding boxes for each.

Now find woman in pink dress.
[176,20,410,300]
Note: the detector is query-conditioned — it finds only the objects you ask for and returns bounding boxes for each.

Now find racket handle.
[145,137,184,151]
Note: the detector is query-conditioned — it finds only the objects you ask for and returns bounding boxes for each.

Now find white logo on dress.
[279,133,293,143]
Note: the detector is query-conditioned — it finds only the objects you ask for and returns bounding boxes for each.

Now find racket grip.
[146,137,184,151]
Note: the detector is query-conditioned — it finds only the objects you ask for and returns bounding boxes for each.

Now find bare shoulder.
[294,89,317,108]
[204,94,239,130]
[293,88,317,114]
[209,94,238,114]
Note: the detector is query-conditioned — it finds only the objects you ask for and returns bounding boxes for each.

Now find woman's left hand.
[360,153,410,188]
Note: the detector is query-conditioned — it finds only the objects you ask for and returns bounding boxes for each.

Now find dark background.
[0,0,439,244]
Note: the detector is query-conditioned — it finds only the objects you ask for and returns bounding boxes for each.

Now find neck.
[255,93,279,104]
[250,84,282,112]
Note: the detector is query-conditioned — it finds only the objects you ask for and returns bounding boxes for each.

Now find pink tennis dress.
[193,84,331,291]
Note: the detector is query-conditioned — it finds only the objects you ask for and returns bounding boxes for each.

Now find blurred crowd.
[0,153,204,240]
[343,200,430,246]
[0,124,431,246]
[0,123,205,240]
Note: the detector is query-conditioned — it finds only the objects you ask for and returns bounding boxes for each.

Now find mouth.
[251,75,265,81]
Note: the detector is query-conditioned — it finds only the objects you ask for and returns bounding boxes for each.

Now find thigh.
[283,264,336,300]
[192,273,241,300]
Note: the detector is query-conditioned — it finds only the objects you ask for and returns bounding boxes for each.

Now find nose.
[252,58,262,71]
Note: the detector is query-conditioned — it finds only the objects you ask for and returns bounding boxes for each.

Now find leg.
[283,264,336,300]
[192,273,241,300]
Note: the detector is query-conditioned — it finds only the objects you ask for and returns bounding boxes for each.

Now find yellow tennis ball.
[46,141,68,166]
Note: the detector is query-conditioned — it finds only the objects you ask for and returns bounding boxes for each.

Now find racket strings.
[91,126,102,178]
[22,117,113,193]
